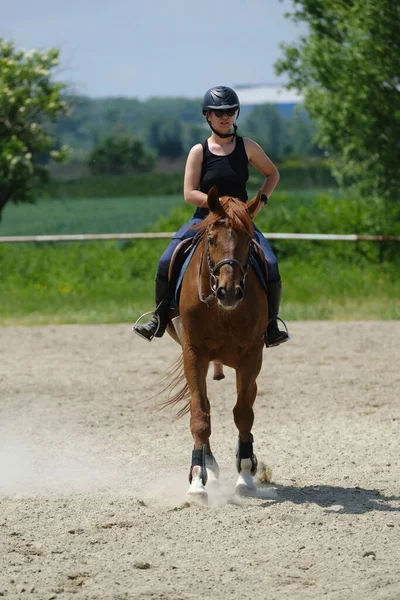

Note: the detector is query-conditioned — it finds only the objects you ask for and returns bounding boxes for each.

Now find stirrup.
[132,311,160,342]
[265,317,291,348]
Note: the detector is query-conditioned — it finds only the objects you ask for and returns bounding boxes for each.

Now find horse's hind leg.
[184,346,217,500]
[212,361,225,380]
[233,351,263,495]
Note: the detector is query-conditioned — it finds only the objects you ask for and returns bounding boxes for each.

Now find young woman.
[133,85,289,347]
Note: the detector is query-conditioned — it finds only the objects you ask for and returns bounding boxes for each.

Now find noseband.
[199,228,251,306]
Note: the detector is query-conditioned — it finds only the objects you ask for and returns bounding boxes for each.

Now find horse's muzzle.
[216,284,244,309]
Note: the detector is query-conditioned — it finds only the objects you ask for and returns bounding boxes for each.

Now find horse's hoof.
[212,361,225,380]
[235,465,256,497]
[213,373,225,381]
[235,483,255,497]
[187,467,208,504]
[187,489,208,505]
[187,486,208,505]
[235,482,257,497]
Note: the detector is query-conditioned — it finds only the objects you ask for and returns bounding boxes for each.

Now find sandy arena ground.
[0,321,399,600]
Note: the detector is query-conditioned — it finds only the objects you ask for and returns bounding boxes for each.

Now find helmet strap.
[207,120,238,139]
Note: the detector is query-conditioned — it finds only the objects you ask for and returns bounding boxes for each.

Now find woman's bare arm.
[244,138,280,216]
[183,144,209,208]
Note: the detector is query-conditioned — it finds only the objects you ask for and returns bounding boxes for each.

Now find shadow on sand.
[258,483,400,515]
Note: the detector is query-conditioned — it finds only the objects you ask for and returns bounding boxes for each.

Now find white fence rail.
[0,232,399,244]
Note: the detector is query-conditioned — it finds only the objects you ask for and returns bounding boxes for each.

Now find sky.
[2,0,306,100]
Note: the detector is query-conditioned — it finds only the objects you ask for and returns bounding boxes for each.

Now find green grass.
[0,189,336,237]
[0,242,399,326]
[1,189,398,325]
[281,260,400,320]
[40,171,185,199]
[0,195,182,236]
[37,163,336,200]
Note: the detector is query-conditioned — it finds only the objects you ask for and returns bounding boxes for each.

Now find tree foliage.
[0,38,68,217]
[275,0,400,201]
[241,104,320,161]
[48,95,318,164]
[48,96,203,159]
[243,104,285,160]
[148,118,184,159]
[86,135,155,175]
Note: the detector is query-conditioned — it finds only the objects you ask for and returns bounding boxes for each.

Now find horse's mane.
[195,197,254,237]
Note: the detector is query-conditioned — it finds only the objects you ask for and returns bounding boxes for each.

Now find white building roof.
[235,84,303,105]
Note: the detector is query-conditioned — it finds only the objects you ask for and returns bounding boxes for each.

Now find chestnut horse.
[166,186,268,501]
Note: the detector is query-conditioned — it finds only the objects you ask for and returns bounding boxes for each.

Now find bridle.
[198,226,251,306]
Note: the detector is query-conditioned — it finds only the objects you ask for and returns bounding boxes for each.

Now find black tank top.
[193,136,249,218]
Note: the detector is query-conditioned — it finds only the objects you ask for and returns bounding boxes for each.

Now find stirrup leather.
[132,311,160,342]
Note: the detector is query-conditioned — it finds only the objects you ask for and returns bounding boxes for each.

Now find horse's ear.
[246,189,263,219]
[207,186,225,216]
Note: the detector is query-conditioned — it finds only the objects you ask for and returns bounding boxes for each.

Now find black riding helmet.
[202,86,240,138]
[202,86,240,113]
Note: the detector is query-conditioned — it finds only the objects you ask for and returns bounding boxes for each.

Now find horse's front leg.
[184,345,219,501]
[233,350,263,495]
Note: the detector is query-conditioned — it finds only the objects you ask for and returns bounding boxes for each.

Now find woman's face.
[207,109,237,135]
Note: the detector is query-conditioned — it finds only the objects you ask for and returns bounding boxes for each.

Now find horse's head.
[203,186,263,310]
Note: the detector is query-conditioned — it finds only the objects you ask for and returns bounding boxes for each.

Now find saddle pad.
[174,243,199,306]
[249,253,269,295]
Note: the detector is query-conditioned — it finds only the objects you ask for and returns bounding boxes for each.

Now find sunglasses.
[212,108,237,118]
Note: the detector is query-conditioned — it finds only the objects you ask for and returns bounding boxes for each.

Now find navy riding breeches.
[253,224,280,282]
[156,218,280,283]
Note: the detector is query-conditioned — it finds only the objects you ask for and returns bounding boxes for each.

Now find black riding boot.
[265,280,290,347]
[133,277,171,342]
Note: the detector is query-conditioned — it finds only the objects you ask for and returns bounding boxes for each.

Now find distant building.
[235,83,303,106]
[233,83,304,119]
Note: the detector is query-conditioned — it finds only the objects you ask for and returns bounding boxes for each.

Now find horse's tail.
[157,353,190,418]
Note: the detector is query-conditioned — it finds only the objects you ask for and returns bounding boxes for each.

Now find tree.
[183,123,208,153]
[275,0,400,201]
[86,135,155,175]
[0,38,68,218]
[148,118,184,159]
[242,104,286,160]
[284,113,322,158]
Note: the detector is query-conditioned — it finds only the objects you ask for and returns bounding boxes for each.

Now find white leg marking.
[235,458,256,496]
[207,465,219,486]
[187,467,208,504]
